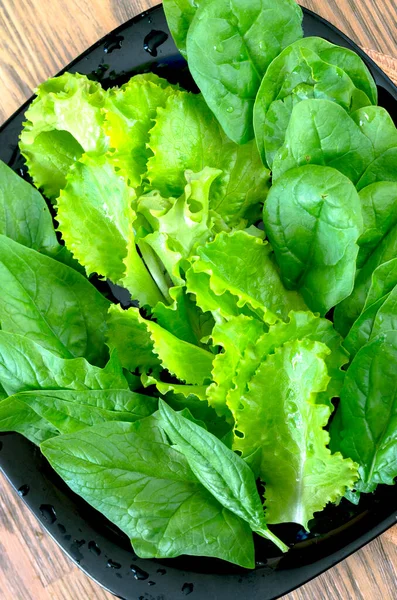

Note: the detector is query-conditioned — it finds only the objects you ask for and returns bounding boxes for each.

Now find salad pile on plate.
[0,0,396,568]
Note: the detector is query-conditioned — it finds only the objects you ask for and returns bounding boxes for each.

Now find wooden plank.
[0,1,396,599]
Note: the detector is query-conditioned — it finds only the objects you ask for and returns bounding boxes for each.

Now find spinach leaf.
[0,331,127,396]
[363,259,397,311]
[353,106,397,190]
[41,418,255,568]
[163,0,199,56]
[0,388,157,446]
[106,305,214,384]
[158,400,288,551]
[20,73,108,198]
[254,37,376,167]
[233,339,358,528]
[0,160,81,271]
[189,230,307,324]
[344,286,397,357]
[357,182,397,268]
[330,331,397,493]
[147,90,270,227]
[334,185,397,336]
[0,235,109,365]
[272,100,374,184]
[186,0,303,144]
[263,165,363,315]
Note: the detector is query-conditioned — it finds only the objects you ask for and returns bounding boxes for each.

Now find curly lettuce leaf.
[138,167,222,285]
[186,0,303,144]
[233,339,358,528]
[105,73,177,188]
[190,231,307,324]
[0,235,109,365]
[152,285,214,347]
[330,331,397,493]
[207,315,266,419]
[0,331,127,396]
[20,73,108,198]
[263,165,363,315]
[41,418,255,568]
[158,401,288,552]
[227,311,348,415]
[0,388,157,446]
[147,90,270,227]
[57,153,165,308]
[254,37,376,167]
[106,305,213,384]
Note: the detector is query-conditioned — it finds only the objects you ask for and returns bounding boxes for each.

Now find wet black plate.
[1,5,397,600]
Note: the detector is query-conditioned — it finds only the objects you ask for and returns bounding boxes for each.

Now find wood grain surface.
[0,1,396,599]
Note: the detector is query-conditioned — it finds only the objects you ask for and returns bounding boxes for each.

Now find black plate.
[0,5,396,600]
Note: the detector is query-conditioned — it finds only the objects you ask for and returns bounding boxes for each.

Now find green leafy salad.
[0,0,396,569]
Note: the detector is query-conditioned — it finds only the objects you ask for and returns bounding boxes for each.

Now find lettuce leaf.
[20,73,108,198]
[207,315,266,419]
[41,418,255,568]
[152,285,214,346]
[147,90,270,227]
[105,73,177,188]
[330,331,397,493]
[226,311,348,415]
[106,305,213,384]
[233,339,358,528]
[138,167,222,285]
[0,235,109,365]
[189,231,307,324]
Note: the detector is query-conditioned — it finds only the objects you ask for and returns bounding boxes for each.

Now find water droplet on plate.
[130,565,149,580]
[182,582,194,595]
[157,568,166,575]
[107,559,121,569]
[148,581,156,586]
[39,504,57,524]
[143,30,168,57]
[104,35,124,54]
[57,523,66,534]
[88,540,101,556]
[18,484,30,497]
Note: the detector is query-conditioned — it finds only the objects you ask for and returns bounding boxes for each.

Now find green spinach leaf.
[158,400,288,551]
[41,418,255,568]
[0,235,109,365]
[254,37,376,167]
[272,100,374,183]
[330,331,397,493]
[263,165,363,315]
[0,331,127,396]
[186,0,303,144]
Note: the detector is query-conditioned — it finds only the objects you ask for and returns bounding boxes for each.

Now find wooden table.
[0,1,396,598]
